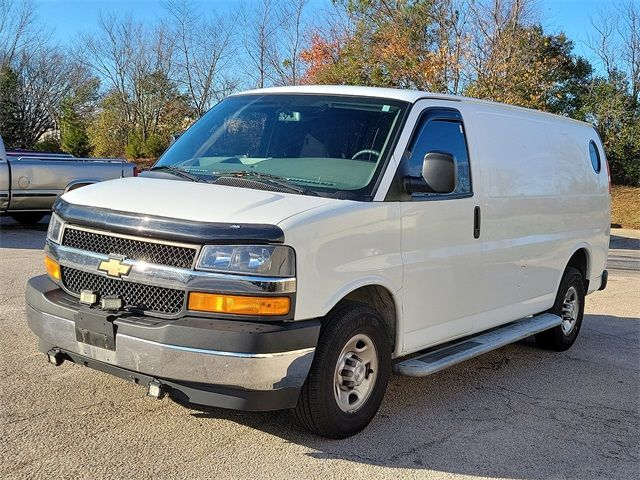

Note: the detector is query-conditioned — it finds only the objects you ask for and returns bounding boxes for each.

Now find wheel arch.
[326,283,400,355]
[565,245,591,291]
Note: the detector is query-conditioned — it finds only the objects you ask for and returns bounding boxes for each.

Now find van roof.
[234,85,592,128]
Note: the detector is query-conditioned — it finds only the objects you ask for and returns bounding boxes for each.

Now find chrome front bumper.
[26,276,320,409]
[27,306,315,390]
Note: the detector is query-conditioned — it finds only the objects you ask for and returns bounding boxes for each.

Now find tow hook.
[146,379,165,399]
[47,348,64,366]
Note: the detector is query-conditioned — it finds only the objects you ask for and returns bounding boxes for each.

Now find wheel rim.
[334,333,378,413]
[561,286,580,335]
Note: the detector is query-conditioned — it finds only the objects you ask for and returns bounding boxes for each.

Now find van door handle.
[474,206,481,239]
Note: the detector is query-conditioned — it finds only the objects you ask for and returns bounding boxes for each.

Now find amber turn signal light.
[188,292,290,316]
[44,256,61,281]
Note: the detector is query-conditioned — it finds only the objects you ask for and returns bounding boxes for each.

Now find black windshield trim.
[149,165,207,183]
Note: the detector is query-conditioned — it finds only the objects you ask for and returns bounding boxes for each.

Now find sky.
[36,0,633,65]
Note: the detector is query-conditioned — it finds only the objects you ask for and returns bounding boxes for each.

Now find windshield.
[156,94,408,198]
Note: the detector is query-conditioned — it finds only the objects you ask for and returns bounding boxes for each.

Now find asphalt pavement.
[1,216,638,480]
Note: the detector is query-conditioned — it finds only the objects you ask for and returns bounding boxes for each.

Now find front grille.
[62,227,197,269]
[61,266,185,315]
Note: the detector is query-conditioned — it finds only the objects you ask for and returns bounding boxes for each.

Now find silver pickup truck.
[0,135,136,224]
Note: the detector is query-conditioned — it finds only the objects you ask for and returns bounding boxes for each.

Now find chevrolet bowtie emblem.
[98,257,132,278]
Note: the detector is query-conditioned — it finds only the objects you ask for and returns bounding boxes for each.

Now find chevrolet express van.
[26,86,610,438]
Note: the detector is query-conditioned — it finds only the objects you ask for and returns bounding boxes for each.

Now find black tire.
[9,213,46,225]
[535,267,585,351]
[293,301,392,439]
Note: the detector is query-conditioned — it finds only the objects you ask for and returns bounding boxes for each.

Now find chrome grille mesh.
[62,227,196,269]
[61,266,185,315]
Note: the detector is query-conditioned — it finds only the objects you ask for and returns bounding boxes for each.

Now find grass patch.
[612,186,640,229]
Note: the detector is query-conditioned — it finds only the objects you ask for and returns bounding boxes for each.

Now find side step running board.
[394,313,561,377]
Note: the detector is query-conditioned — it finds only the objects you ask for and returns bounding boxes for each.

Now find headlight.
[196,245,295,277]
[47,213,64,244]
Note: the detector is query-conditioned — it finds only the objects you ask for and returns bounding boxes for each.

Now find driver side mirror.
[404,152,457,194]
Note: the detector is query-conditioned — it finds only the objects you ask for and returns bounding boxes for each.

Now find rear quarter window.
[589,141,601,173]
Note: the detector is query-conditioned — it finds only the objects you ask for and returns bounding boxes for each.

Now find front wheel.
[293,302,391,439]
[535,267,585,351]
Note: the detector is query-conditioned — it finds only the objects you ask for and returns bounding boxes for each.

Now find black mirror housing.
[404,152,457,194]
[422,152,456,193]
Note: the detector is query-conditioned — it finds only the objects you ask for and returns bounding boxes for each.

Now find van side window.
[589,141,601,173]
[407,119,471,197]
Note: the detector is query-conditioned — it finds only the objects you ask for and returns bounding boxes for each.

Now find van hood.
[61,177,338,226]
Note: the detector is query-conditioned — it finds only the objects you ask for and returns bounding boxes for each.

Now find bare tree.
[8,47,83,146]
[268,0,309,86]
[131,18,176,140]
[586,5,620,80]
[78,12,177,140]
[621,1,639,105]
[587,1,640,106]
[238,0,281,88]
[429,0,472,94]
[165,0,238,117]
[0,0,40,65]
[465,0,540,98]
[79,13,138,125]
[0,1,87,147]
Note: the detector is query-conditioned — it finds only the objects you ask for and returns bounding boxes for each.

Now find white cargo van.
[26,86,610,438]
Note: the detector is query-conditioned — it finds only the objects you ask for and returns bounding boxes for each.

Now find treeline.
[0,0,638,185]
[0,0,309,160]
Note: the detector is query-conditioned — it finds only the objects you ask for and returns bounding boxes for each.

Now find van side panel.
[465,107,609,333]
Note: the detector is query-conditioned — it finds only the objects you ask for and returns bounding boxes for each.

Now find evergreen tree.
[59,98,91,157]
[0,66,26,148]
[59,79,99,157]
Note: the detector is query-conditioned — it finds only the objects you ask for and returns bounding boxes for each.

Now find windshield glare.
[157,94,407,197]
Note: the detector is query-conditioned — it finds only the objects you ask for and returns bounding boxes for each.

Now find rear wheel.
[293,302,391,439]
[535,267,585,351]
[9,213,46,225]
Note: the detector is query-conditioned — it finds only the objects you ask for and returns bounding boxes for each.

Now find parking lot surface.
[1,216,638,480]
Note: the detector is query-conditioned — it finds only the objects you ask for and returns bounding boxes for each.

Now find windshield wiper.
[211,170,317,196]
[150,165,207,183]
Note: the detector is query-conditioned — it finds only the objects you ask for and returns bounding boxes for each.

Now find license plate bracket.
[74,309,120,351]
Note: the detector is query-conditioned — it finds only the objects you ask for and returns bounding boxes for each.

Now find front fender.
[278,201,403,321]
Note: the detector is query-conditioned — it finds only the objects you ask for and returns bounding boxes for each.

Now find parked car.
[0,135,137,224]
[25,86,610,439]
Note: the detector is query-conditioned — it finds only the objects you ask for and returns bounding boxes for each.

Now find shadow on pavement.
[0,215,49,250]
[183,314,639,479]
[610,234,640,251]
